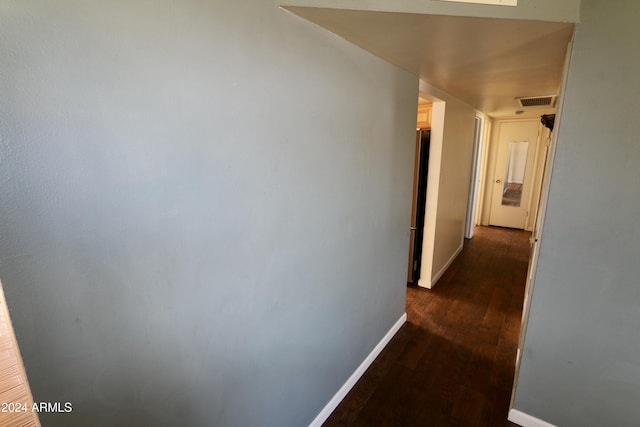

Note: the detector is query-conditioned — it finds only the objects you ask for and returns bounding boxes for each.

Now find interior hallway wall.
[0,1,418,426]
[418,82,476,288]
[513,1,640,426]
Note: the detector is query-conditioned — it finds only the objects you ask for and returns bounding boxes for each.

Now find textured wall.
[513,1,640,426]
[0,1,417,426]
[417,82,476,288]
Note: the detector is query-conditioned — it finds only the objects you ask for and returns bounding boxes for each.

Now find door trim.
[407,130,422,282]
[465,114,485,239]
[485,117,541,229]
[0,281,41,427]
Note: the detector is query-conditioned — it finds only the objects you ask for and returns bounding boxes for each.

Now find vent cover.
[516,96,556,108]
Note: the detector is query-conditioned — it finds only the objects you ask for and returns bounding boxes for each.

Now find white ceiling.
[284,7,575,117]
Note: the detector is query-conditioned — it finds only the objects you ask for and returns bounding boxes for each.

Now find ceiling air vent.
[516,95,556,108]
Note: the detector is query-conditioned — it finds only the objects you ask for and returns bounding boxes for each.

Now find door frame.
[482,117,544,230]
[407,130,421,282]
[407,129,431,283]
[464,114,486,239]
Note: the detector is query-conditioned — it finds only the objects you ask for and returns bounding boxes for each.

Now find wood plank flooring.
[324,226,530,427]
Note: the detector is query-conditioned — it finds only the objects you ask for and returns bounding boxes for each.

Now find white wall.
[0,2,418,426]
[418,81,476,288]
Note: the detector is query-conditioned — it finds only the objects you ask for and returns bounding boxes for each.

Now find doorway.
[407,129,431,283]
[487,119,541,230]
[464,115,485,239]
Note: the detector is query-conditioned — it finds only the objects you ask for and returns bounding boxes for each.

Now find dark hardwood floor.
[324,226,531,427]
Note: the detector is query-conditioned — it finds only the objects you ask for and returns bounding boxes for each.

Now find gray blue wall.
[513,1,640,426]
[0,1,417,426]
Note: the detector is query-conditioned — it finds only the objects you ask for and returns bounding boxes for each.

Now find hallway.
[324,226,530,426]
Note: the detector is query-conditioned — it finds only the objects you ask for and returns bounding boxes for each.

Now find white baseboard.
[308,313,407,427]
[418,242,463,289]
[508,409,557,427]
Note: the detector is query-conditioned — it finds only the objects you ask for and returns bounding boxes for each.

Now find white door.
[489,120,540,229]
